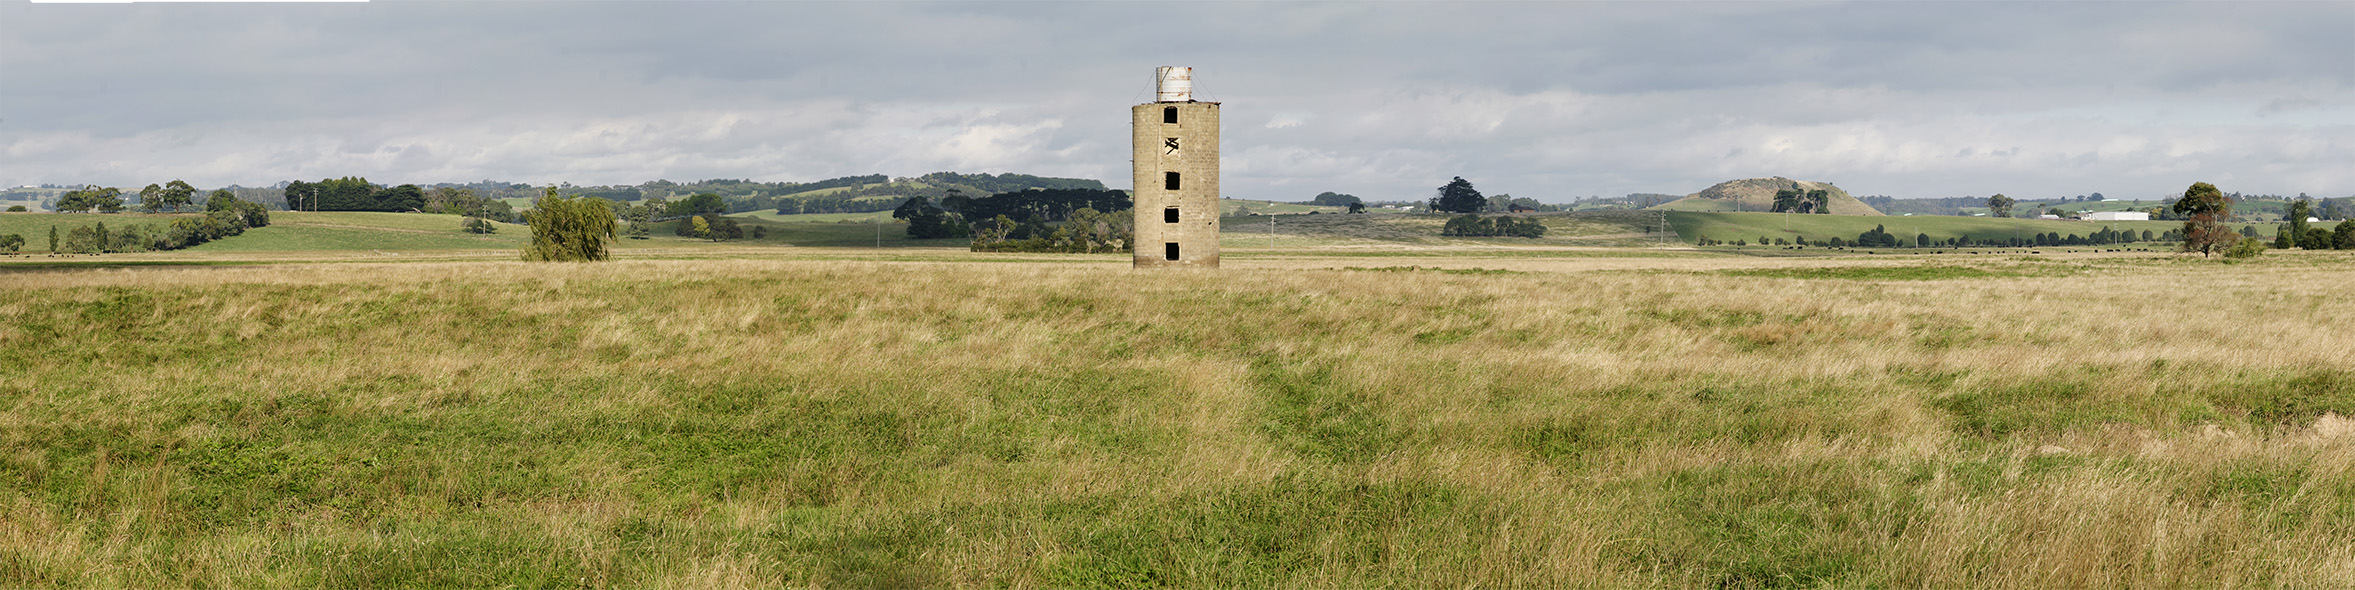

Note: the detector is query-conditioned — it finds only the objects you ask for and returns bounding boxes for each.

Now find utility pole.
[875,215,882,249]
[1269,214,1275,249]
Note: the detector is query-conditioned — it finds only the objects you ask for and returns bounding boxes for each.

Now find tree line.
[8,193,271,255]
[879,187,1139,253]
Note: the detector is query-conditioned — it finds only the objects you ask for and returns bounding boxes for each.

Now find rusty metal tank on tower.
[1154,66,1194,102]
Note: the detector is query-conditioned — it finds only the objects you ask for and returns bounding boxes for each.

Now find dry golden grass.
[1,248,2352,588]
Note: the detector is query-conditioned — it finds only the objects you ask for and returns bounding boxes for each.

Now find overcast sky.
[3,1,2350,202]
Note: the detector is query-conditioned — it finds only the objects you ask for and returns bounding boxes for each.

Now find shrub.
[1440,214,1546,238]
[2222,237,2266,259]
[2302,227,2332,251]
[522,190,617,261]
[238,202,271,228]
[462,216,498,234]
[0,233,22,252]
[969,208,1127,253]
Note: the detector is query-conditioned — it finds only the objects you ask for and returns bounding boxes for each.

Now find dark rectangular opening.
[1164,207,1180,223]
[1165,242,1181,261]
[1163,107,1178,124]
[1165,172,1180,191]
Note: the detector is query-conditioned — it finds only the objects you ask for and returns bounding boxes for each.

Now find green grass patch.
[1667,210,2191,247]
[1253,360,1399,463]
[1722,265,2009,281]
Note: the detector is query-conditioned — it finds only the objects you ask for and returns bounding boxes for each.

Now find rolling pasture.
[1666,211,2341,247]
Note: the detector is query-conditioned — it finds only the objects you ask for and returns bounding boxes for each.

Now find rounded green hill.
[1651,177,1885,216]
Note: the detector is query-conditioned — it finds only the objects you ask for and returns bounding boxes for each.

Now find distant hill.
[1652,177,1884,216]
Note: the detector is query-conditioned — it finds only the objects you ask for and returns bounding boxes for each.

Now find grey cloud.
[2,1,2348,200]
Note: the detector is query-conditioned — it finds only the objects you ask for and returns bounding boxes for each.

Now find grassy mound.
[3,255,2352,587]
[1655,177,1884,216]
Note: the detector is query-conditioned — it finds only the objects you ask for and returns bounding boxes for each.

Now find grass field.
[1666,211,2337,246]
[1222,199,1347,215]
[4,247,2354,587]
[1220,210,1671,249]
[187,212,533,253]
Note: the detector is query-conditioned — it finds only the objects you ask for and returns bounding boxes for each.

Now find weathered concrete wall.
[1132,102,1220,268]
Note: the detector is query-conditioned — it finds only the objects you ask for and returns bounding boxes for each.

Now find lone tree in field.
[1986,194,2015,218]
[523,188,617,261]
[1429,177,1486,214]
[2172,182,2236,258]
[2287,198,2315,249]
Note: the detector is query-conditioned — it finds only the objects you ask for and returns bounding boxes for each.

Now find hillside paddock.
[3,246,2352,587]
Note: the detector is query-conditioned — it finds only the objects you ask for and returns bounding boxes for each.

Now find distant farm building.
[2083,211,2151,221]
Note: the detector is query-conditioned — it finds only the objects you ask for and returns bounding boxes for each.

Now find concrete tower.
[1132,66,1219,268]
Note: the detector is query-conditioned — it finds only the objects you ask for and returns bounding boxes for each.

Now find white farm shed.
[2084,211,2151,221]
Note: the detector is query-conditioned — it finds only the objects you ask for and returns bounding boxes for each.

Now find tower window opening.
[1165,243,1181,261]
[1165,172,1181,190]
[1163,107,1178,124]
[1164,207,1180,223]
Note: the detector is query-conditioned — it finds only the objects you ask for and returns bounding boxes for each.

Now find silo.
[1132,67,1221,268]
[1154,66,1193,103]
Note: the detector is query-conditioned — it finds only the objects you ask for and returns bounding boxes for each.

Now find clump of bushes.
[49,204,270,255]
[1441,214,1546,238]
[970,208,1130,253]
[2223,237,2266,259]
[677,214,743,241]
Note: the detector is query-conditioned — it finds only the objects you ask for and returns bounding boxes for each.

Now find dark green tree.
[2304,227,2333,251]
[1429,177,1486,214]
[1986,194,2015,218]
[314,177,375,211]
[1347,202,1366,214]
[206,189,240,212]
[140,183,166,212]
[1772,187,1802,213]
[1309,191,1363,207]
[2173,182,2236,258]
[283,180,317,211]
[238,202,271,228]
[895,196,968,240]
[2288,198,2315,248]
[674,192,727,217]
[54,186,124,213]
[373,184,427,211]
[160,180,197,211]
